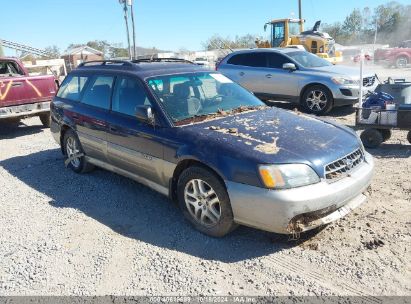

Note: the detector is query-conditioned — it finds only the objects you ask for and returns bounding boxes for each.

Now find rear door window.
[57,75,88,101]
[81,75,114,110]
[112,76,152,116]
[227,54,246,66]
[227,53,267,68]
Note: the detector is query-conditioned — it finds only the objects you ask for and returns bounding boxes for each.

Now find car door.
[0,60,28,108]
[106,75,165,186]
[222,53,269,95]
[21,75,57,104]
[75,74,113,161]
[264,52,300,101]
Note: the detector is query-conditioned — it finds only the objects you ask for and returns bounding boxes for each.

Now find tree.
[42,45,60,59]
[373,2,405,45]
[86,40,110,57]
[109,47,129,59]
[66,43,83,50]
[322,22,347,44]
[342,8,363,43]
[320,2,411,46]
[203,34,257,51]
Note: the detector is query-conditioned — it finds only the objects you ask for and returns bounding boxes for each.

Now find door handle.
[239,72,245,76]
[109,126,118,132]
[11,82,23,87]
[265,74,273,78]
[72,114,79,120]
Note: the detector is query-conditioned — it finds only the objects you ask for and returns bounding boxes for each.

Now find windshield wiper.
[174,109,234,126]
[174,105,268,126]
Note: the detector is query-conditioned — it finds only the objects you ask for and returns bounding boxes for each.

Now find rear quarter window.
[57,75,88,101]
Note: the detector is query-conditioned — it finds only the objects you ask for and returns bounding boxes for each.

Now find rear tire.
[360,128,384,148]
[177,166,238,237]
[301,85,334,115]
[396,56,408,69]
[63,129,94,173]
[407,131,411,144]
[39,113,50,128]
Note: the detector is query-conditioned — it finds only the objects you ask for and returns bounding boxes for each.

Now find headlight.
[331,77,359,86]
[258,164,320,189]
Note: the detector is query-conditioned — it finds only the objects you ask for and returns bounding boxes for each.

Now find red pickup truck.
[374,40,411,69]
[0,57,58,127]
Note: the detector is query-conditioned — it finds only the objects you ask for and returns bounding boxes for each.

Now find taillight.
[215,60,221,71]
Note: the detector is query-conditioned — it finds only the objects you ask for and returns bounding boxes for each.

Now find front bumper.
[333,84,377,106]
[0,101,50,119]
[226,152,374,234]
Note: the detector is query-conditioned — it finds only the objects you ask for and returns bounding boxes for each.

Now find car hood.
[177,107,360,176]
[308,65,374,79]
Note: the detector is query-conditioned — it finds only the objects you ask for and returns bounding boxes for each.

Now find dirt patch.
[254,137,280,154]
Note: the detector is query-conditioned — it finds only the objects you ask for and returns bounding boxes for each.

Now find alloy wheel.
[306,90,328,112]
[184,179,221,227]
[66,136,81,168]
[397,57,408,68]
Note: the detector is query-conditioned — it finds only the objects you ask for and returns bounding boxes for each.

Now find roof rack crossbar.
[78,60,133,67]
[132,58,194,64]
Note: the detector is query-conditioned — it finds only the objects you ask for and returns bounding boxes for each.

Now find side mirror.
[135,105,155,125]
[282,63,297,71]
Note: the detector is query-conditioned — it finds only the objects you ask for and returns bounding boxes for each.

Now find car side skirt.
[85,156,170,197]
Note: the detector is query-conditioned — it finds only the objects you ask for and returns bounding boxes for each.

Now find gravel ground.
[0,68,410,297]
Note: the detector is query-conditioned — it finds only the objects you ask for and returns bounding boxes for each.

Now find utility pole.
[372,18,378,55]
[130,0,137,59]
[298,0,303,32]
[119,0,132,60]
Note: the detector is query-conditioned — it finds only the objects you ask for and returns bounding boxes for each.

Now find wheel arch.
[170,158,227,203]
[395,53,410,60]
[300,82,335,102]
[60,124,71,155]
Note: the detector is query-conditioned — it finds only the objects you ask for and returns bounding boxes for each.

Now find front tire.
[301,85,333,115]
[407,131,411,144]
[177,166,238,237]
[39,113,50,128]
[63,130,94,173]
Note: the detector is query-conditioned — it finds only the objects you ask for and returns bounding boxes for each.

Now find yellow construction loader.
[256,19,343,64]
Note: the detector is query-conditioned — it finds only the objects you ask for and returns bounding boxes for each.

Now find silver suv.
[217,48,377,114]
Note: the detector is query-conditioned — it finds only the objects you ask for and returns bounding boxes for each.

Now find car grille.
[363,76,375,87]
[325,148,364,181]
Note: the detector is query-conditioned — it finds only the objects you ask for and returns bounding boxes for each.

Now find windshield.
[147,72,264,124]
[289,22,300,36]
[287,51,332,68]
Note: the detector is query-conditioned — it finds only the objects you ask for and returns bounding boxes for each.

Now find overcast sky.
[1,0,410,55]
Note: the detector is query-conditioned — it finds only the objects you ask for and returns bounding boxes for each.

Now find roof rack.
[78,60,133,67]
[132,58,195,64]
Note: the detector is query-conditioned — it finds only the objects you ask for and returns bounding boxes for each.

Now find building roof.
[63,46,103,56]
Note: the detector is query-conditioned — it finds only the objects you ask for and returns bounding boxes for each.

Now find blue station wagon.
[50,59,374,237]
